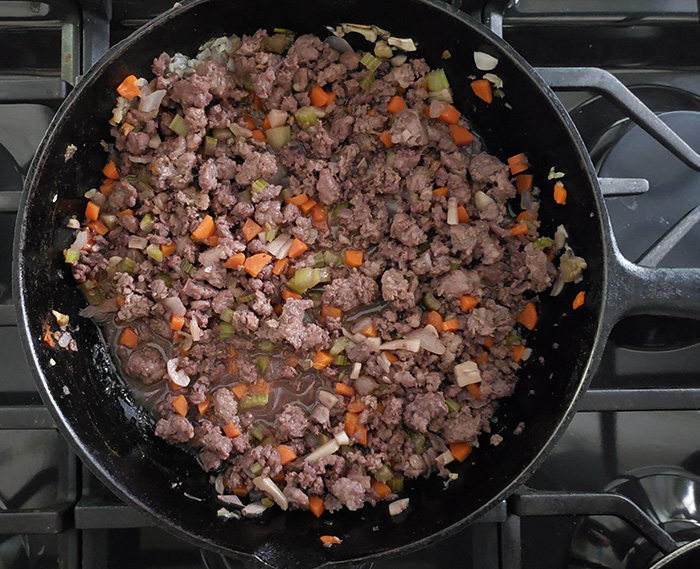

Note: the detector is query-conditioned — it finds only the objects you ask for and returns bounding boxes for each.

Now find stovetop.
[2,1,700,568]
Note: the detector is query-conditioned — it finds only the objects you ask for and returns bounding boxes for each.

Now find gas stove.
[2,1,700,568]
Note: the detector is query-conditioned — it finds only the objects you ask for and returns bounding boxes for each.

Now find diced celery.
[64,249,80,265]
[375,465,394,482]
[243,77,254,91]
[264,223,278,243]
[258,339,275,353]
[329,336,350,356]
[137,182,155,200]
[287,267,320,294]
[261,497,275,509]
[323,250,343,266]
[412,433,426,455]
[263,33,288,54]
[252,179,269,193]
[250,461,263,477]
[317,267,332,283]
[359,72,375,91]
[423,292,441,311]
[266,126,291,148]
[505,330,522,346]
[125,175,138,184]
[239,393,269,410]
[388,475,404,493]
[120,257,136,274]
[333,354,348,366]
[317,433,331,445]
[314,251,326,267]
[101,214,118,230]
[219,322,235,339]
[169,114,188,137]
[139,213,154,233]
[213,128,233,141]
[180,259,194,274]
[250,425,265,441]
[146,243,163,262]
[80,282,103,306]
[273,27,295,35]
[237,189,252,203]
[238,293,255,303]
[386,149,396,165]
[220,307,234,323]
[257,355,270,374]
[156,273,172,287]
[332,202,349,218]
[426,69,450,92]
[203,135,217,155]
[445,398,460,413]
[360,52,380,71]
[294,107,317,129]
[533,237,553,249]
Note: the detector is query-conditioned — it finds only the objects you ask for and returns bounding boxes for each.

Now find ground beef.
[72,28,571,516]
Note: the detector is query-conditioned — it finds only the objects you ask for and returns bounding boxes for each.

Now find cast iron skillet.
[13,0,700,567]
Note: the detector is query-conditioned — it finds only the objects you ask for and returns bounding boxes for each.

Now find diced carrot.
[474,351,489,364]
[368,108,379,116]
[116,296,125,308]
[223,423,241,438]
[471,79,493,103]
[344,250,363,268]
[191,214,216,240]
[283,289,302,300]
[442,318,460,332]
[507,153,529,175]
[310,85,332,107]
[88,220,108,236]
[511,223,529,236]
[116,209,133,218]
[197,395,211,415]
[288,238,308,259]
[42,328,55,347]
[512,344,526,363]
[272,471,285,483]
[336,383,356,397]
[170,315,185,331]
[272,258,289,275]
[231,486,249,496]
[245,117,256,130]
[450,442,473,462]
[344,412,359,436]
[516,211,529,222]
[426,311,444,331]
[347,399,366,413]
[253,94,263,110]
[327,92,336,106]
[161,243,177,257]
[263,114,272,131]
[287,192,309,206]
[516,174,533,193]
[438,104,461,124]
[311,204,328,222]
[356,425,368,446]
[231,384,249,400]
[320,536,341,546]
[384,351,398,363]
[203,234,219,247]
[119,326,139,348]
[517,302,538,330]
[433,186,449,197]
[276,445,297,465]
[460,295,478,311]
[573,291,586,310]
[85,202,100,222]
[229,347,239,359]
[359,322,377,337]
[169,379,183,391]
[116,74,140,99]
[423,105,431,118]
[228,360,238,375]
[312,350,334,370]
[387,95,407,114]
[286,353,301,368]
[242,218,263,241]
[172,394,188,417]
[321,306,343,320]
[102,161,120,180]
[251,129,266,142]
[449,124,474,146]
[251,379,271,396]
[377,401,385,414]
[273,303,283,316]
[309,496,325,518]
[243,253,271,277]
[379,130,394,148]
[122,122,134,136]
[372,480,392,498]
[483,336,494,349]
[457,206,470,223]
[100,178,114,196]
[300,199,317,215]
[467,383,481,399]
[224,252,246,270]
[553,181,567,205]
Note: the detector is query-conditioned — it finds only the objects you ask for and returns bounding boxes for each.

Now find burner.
[569,467,700,569]
[0,141,23,304]
[570,88,700,351]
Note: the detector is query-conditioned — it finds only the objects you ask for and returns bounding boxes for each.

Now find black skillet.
[13,0,700,567]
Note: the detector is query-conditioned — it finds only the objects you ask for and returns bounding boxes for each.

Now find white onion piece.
[389,498,410,516]
[447,199,459,226]
[553,224,568,252]
[354,375,377,396]
[217,494,244,508]
[242,502,266,516]
[335,430,350,446]
[379,339,421,352]
[521,348,533,361]
[167,358,191,387]
[483,73,503,89]
[405,326,446,355]
[148,133,161,149]
[128,155,152,164]
[377,352,392,373]
[318,390,338,409]
[350,362,362,380]
[73,230,90,252]
[190,318,202,342]
[474,191,495,211]
[67,217,81,229]
[351,317,374,335]
[266,234,293,259]
[305,440,339,463]
[438,450,455,466]
[267,109,288,129]
[79,297,119,318]
[429,100,449,119]
[365,337,382,352]
[474,51,499,71]
[230,124,253,138]
[252,476,288,511]
[454,360,482,387]
[138,89,166,112]
[391,54,407,67]
[162,296,186,316]
[325,35,354,54]
[128,236,148,249]
[342,327,365,343]
[388,37,417,51]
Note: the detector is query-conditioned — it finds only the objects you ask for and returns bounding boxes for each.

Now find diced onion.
[387,37,417,51]
[162,296,186,316]
[483,73,503,89]
[230,124,253,138]
[474,51,499,71]
[365,337,382,352]
[354,375,377,396]
[454,360,482,387]
[252,476,288,511]
[190,318,202,342]
[377,352,392,373]
[447,199,459,226]
[267,109,288,129]
[318,390,339,409]
[167,358,191,387]
[138,89,166,112]
[128,155,152,164]
[406,326,446,355]
[521,348,533,361]
[217,494,244,508]
[325,35,354,54]
[305,440,340,463]
[335,431,350,446]
[474,191,494,211]
[391,54,407,67]
[242,502,266,516]
[352,317,374,335]
[379,339,421,352]
[128,236,148,249]
[553,224,568,252]
[266,234,293,259]
[70,230,89,252]
[52,310,69,327]
[438,450,455,466]
[350,362,362,380]
[389,498,410,516]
